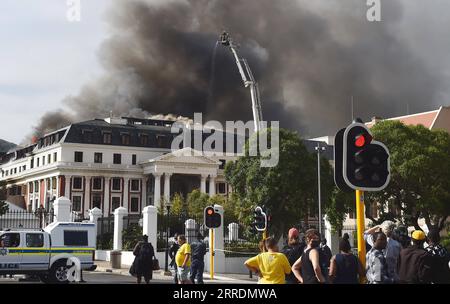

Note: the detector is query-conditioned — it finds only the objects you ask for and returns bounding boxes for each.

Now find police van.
[0,221,96,283]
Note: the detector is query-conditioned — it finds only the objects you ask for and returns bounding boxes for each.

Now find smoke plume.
[31,0,444,141]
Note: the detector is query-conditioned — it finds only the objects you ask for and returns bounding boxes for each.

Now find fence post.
[53,197,71,223]
[142,206,158,250]
[113,207,128,250]
[228,223,239,241]
[185,219,197,244]
[89,208,102,235]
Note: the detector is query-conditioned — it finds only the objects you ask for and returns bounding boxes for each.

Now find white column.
[185,219,197,244]
[113,207,128,250]
[142,177,148,208]
[43,179,48,209]
[164,173,172,202]
[103,177,110,217]
[56,176,60,198]
[64,176,71,199]
[142,206,158,250]
[209,175,216,196]
[123,177,130,211]
[200,174,207,193]
[89,207,103,235]
[84,177,91,212]
[54,197,72,222]
[153,173,162,208]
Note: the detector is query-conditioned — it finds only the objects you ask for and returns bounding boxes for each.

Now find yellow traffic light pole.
[355,189,367,283]
[209,228,214,280]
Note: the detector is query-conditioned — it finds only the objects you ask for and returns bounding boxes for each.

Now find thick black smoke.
[32,0,443,140]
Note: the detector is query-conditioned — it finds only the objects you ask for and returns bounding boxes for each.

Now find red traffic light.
[207,209,214,215]
[355,134,372,148]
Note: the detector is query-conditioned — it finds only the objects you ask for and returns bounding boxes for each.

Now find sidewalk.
[94,260,258,284]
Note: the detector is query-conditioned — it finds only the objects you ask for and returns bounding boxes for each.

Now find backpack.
[139,242,154,261]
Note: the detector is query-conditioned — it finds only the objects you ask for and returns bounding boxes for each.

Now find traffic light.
[341,122,390,191]
[252,206,267,232]
[204,206,221,228]
[334,128,353,192]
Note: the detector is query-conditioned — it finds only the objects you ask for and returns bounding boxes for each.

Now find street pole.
[356,190,366,283]
[210,228,214,280]
[315,143,325,236]
[164,205,171,273]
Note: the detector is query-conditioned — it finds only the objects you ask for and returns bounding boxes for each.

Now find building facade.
[0,117,238,217]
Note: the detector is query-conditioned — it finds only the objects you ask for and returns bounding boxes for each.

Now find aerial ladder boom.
[219,31,263,132]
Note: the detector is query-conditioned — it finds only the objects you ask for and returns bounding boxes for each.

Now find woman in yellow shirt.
[244,237,292,284]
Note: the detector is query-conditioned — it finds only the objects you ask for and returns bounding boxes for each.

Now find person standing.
[329,238,365,284]
[364,221,401,282]
[175,235,192,284]
[425,227,450,284]
[190,233,207,284]
[281,228,305,284]
[319,237,332,282]
[132,235,155,284]
[398,230,433,284]
[169,233,180,284]
[292,229,326,284]
[244,237,291,284]
[365,231,393,284]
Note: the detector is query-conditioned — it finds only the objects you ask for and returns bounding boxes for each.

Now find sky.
[1,0,450,144]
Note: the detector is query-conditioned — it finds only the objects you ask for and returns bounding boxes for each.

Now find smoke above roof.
[30,0,445,142]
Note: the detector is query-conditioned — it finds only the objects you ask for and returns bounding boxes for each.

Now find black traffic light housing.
[340,122,390,191]
[252,206,267,232]
[204,206,222,229]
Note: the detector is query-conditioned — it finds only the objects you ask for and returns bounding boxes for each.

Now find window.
[131,179,140,192]
[112,178,121,191]
[29,182,33,193]
[72,177,83,190]
[103,132,112,144]
[53,152,57,162]
[37,158,40,167]
[42,156,45,166]
[94,153,103,164]
[83,130,93,143]
[0,233,20,247]
[113,154,121,165]
[219,159,226,170]
[72,195,82,212]
[91,194,102,209]
[34,181,39,193]
[64,231,88,246]
[121,133,130,145]
[31,158,34,169]
[47,179,51,191]
[23,165,26,171]
[111,197,121,211]
[47,154,51,164]
[26,233,44,247]
[217,183,227,194]
[132,154,137,165]
[52,177,57,190]
[74,151,83,163]
[140,134,149,146]
[130,197,140,213]
[92,177,102,191]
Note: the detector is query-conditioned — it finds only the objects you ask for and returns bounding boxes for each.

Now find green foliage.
[368,121,450,231]
[186,190,210,218]
[122,224,143,251]
[97,233,113,250]
[171,193,186,216]
[225,128,335,238]
[325,188,354,233]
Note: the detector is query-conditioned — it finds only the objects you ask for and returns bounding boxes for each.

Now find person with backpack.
[425,228,450,284]
[329,238,365,284]
[398,230,433,284]
[132,234,155,284]
[190,233,207,284]
[281,228,305,284]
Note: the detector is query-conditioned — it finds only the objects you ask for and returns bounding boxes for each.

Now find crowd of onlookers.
[244,221,450,284]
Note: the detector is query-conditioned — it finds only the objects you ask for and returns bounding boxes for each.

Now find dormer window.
[102,131,112,144]
[121,133,130,145]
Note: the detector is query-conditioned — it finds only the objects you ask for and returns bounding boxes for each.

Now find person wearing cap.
[281,228,306,284]
[397,230,433,284]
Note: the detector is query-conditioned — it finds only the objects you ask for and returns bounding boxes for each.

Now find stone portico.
[142,148,223,208]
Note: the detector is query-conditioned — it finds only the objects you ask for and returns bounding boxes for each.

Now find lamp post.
[164,202,172,273]
[315,142,326,236]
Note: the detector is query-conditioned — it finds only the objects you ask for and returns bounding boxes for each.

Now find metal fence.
[0,208,54,230]
[97,216,114,250]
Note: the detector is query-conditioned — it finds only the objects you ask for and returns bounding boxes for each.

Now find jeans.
[190,260,205,284]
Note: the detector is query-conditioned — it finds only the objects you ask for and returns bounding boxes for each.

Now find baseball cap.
[412,230,426,241]
[288,228,299,239]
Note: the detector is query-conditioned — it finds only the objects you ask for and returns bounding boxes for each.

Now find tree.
[366,121,450,232]
[186,190,210,218]
[0,180,8,216]
[325,188,354,234]
[225,128,334,239]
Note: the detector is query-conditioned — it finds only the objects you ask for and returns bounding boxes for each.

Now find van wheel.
[50,260,69,284]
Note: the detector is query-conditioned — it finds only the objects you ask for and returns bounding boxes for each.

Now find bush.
[122,224,143,251]
[441,231,450,252]
[97,233,113,250]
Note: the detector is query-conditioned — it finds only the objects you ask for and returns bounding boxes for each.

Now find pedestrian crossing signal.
[204,206,221,229]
